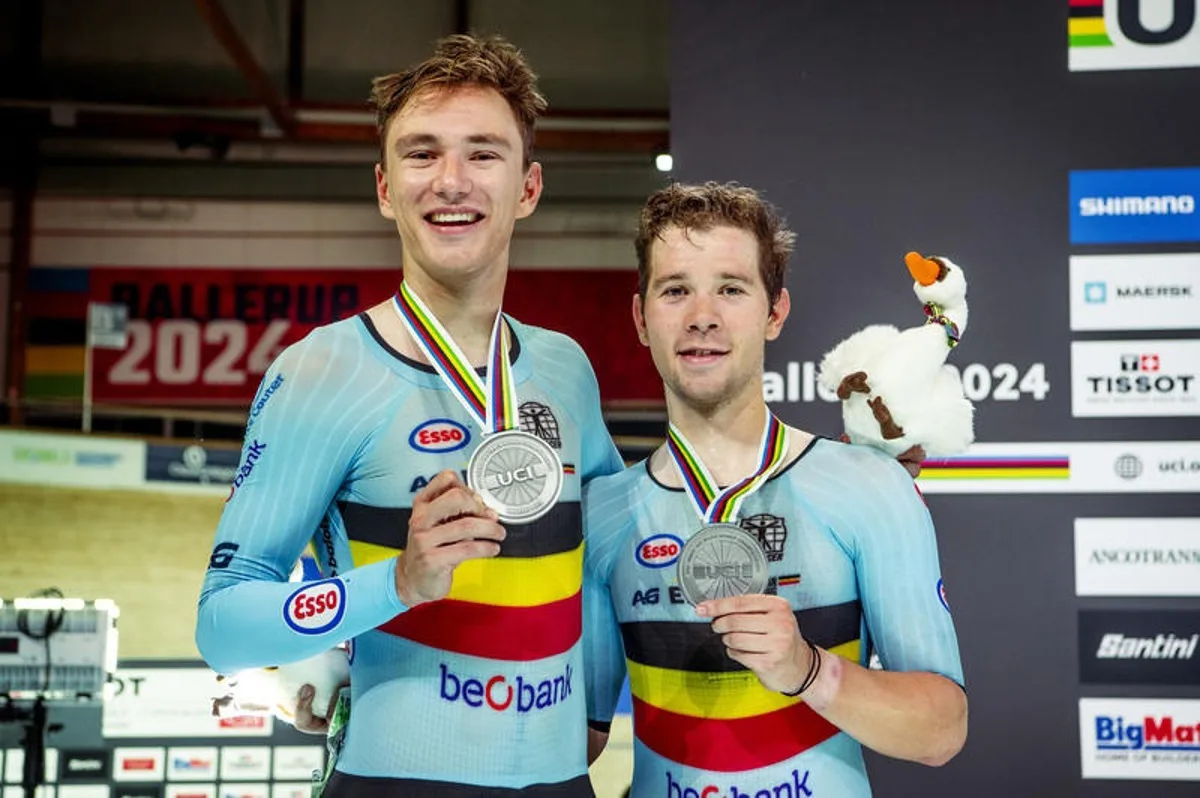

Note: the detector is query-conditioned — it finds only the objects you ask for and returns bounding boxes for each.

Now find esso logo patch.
[937,578,950,612]
[284,579,346,635]
[636,534,684,568]
[409,419,471,453]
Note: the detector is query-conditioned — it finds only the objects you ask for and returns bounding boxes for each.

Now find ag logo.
[283,579,346,635]
[635,534,684,568]
[1069,0,1200,72]
[409,419,471,453]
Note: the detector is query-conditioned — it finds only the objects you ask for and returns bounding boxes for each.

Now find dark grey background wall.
[672,1,1198,795]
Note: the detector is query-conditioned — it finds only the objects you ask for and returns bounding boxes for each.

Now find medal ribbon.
[392,281,517,433]
[666,412,790,524]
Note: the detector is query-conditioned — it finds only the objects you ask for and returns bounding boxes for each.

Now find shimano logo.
[1097,634,1199,660]
[1079,195,1196,216]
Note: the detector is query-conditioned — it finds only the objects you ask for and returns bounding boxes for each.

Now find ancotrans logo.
[666,769,813,798]
[438,663,572,712]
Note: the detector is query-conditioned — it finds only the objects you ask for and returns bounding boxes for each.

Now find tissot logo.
[1080,609,1200,685]
[1072,340,1200,417]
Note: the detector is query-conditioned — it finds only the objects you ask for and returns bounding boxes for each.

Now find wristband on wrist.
[779,637,822,697]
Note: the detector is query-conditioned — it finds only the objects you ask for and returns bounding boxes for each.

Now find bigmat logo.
[1080,698,1200,780]
[1071,167,1200,245]
[1070,253,1200,331]
[1069,0,1200,71]
[1079,609,1200,684]
[1075,518,1200,596]
[917,442,1200,493]
[1071,340,1200,417]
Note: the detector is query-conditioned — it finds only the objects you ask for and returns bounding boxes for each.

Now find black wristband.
[780,638,822,697]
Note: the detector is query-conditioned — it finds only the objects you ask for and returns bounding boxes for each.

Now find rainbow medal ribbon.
[668,412,789,605]
[393,282,562,524]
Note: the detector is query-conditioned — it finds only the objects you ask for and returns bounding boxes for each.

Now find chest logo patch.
[409,419,471,453]
[635,534,684,568]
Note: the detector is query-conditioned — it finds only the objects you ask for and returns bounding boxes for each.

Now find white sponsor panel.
[3,788,54,798]
[1070,0,1200,71]
[1080,698,1200,780]
[166,785,216,798]
[270,785,310,798]
[56,787,109,798]
[269,747,323,782]
[0,430,144,489]
[218,748,270,782]
[167,747,219,782]
[217,784,269,798]
[104,668,271,738]
[1071,253,1200,331]
[4,749,58,783]
[1071,340,1200,417]
[112,748,164,782]
[916,441,1200,494]
[1076,518,1200,596]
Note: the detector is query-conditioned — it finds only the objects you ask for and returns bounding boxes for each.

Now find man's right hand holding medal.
[395,469,506,606]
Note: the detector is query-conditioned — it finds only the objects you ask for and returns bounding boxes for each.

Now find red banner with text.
[88,268,660,404]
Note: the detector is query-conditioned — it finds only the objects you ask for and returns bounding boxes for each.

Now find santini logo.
[1079,195,1196,216]
[1097,633,1199,660]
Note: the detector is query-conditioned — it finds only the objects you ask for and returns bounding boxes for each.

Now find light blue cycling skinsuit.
[196,312,623,797]
[583,436,963,798]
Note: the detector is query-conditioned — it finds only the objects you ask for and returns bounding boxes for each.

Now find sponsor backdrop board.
[1,662,325,798]
[673,1,1198,795]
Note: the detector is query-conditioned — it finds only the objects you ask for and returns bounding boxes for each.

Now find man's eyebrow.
[392,133,513,152]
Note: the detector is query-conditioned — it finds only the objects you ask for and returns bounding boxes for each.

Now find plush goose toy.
[817,251,975,458]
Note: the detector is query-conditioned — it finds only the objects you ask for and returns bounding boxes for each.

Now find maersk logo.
[1071,168,1200,245]
[1070,253,1200,332]
[1098,633,1199,659]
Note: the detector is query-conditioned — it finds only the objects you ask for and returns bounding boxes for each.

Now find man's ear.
[375,163,395,220]
[765,287,791,341]
[632,293,650,346]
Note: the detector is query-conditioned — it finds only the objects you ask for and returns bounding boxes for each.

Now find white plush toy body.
[817,252,974,458]
[212,647,350,722]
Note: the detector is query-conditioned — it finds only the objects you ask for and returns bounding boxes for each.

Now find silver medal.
[677,523,770,605]
[467,428,563,524]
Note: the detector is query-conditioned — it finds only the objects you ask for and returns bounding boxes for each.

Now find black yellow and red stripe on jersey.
[339,500,583,661]
[620,600,862,772]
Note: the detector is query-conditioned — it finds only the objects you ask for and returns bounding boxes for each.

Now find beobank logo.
[666,769,813,798]
[283,578,346,634]
[438,662,573,712]
[636,534,684,568]
[409,418,471,453]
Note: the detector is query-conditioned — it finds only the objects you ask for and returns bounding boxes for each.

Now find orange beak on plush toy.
[905,251,941,286]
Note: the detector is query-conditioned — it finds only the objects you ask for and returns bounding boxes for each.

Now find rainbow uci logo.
[1068,0,1200,71]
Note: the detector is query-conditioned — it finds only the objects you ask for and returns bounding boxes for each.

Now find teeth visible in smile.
[429,212,480,224]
